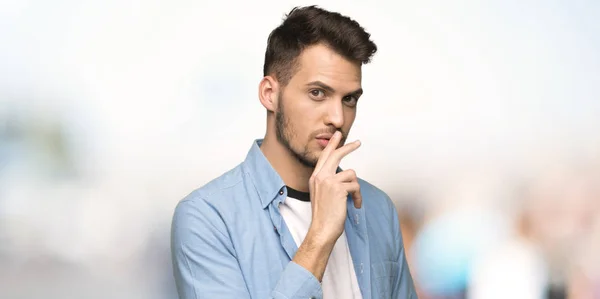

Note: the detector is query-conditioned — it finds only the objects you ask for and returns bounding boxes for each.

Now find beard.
[275,92,346,168]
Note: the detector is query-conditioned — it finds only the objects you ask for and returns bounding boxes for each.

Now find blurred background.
[1,0,599,298]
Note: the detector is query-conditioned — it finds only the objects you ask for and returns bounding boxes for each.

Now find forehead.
[291,44,362,90]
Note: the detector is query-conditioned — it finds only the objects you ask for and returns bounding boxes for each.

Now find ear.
[258,76,279,112]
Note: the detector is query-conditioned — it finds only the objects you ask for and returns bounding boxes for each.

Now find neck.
[260,134,313,193]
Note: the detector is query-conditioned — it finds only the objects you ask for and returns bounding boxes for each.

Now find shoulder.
[172,164,247,230]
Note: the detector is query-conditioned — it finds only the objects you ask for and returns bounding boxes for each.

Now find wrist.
[305,226,338,249]
[292,227,337,282]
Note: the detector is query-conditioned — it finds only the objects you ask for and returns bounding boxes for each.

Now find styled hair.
[263,5,377,86]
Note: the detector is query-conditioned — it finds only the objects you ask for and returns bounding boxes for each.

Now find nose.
[324,100,344,129]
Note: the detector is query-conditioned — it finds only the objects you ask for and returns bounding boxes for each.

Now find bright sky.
[1,0,599,191]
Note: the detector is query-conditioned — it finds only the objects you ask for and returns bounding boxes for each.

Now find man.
[171,5,417,299]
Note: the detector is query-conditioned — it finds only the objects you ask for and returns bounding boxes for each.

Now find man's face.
[275,44,363,168]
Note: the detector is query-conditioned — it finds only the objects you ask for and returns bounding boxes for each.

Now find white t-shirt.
[279,187,363,299]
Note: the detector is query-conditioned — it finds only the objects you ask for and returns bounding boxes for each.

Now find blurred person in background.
[394,194,428,299]
[468,163,600,299]
[171,5,417,299]
[568,217,600,299]
[410,173,510,299]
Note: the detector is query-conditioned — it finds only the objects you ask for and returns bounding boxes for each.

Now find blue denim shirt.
[171,139,417,299]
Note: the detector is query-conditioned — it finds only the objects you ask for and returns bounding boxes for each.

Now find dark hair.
[263,5,377,86]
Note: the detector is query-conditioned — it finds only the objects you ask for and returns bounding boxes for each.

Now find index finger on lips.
[313,131,342,176]
[322,140,361,173]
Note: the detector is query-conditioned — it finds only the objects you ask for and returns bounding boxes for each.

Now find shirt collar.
[242,139,286,209]
[242,138,344,209]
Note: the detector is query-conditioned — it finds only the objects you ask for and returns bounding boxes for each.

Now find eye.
[309,89,326,99]
[343,95,359,107]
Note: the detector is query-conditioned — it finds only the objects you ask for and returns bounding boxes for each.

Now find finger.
[312,131,342,176]
[322,140,361,173]
[343,182,362,209]
[334,169,357,182]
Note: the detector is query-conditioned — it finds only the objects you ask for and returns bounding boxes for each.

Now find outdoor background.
[1,0,599,298]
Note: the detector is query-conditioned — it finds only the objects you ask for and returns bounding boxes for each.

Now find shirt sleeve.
[171,197,323,299]
[391,202,419,299]
[271,261,323,299]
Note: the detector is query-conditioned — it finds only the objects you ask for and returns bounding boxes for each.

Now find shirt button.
[354,213,359,224]
[279,189,284,195]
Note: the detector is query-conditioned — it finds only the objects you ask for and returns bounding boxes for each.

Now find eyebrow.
[306,80,363,97]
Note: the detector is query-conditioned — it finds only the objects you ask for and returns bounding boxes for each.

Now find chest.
[225,199,398,299]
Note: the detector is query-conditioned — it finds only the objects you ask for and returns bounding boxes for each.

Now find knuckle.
[314,174,325,184]
[348,169,357,177]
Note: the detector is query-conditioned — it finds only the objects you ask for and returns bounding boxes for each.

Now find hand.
[307,131,362,245]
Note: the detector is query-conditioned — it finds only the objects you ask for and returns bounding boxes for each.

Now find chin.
[301,148,320,165]
[308,152,322,164]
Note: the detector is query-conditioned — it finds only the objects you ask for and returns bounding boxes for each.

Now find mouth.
[315,133,334,148]
[315,137,330,148]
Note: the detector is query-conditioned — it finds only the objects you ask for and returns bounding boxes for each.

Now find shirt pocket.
[371,260,399,299]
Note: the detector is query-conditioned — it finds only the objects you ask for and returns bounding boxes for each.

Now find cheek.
[343,110,357,129]
[292,100,319,126]
[284,103,313,136]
